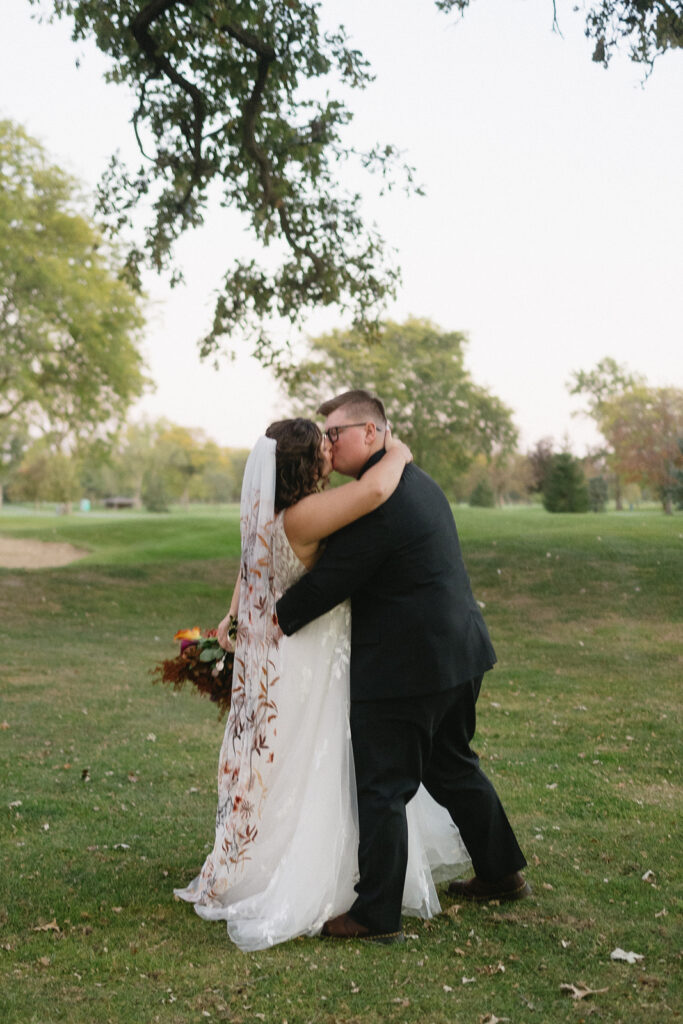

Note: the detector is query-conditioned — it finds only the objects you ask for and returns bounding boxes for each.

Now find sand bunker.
[0,536,88,569]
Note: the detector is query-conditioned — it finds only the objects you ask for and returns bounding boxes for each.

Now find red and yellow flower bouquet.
[151,627,234,719]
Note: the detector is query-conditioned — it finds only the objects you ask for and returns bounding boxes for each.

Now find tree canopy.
[279,317,518,494]
[0,119,147,444]
[542,452,590,513]
[439,1,682,70]
[598,386,683,514]
[29,1,682,365]
[570,358,683,514]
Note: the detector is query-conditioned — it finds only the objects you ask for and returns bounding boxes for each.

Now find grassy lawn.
[1,505,681,1023]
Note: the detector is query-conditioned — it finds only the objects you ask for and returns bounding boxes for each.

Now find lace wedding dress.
[175,440,470,951]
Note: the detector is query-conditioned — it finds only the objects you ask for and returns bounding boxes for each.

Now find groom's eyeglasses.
[324,422,371,443]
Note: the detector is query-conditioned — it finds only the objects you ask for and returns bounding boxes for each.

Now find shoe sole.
[450,881,533,903]
[361,931,406,946]
[321,930,405,944]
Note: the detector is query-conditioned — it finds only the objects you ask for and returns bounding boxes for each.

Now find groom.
[275,390,529,943]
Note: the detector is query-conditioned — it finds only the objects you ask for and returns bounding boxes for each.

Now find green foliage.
[141,470,170,513]
[32,0,421,361]
[0,506,680,1022]
[525,436,555,493]
[73,419,250,508]
[438,0,683,70]
[7,441,81,506]
[599,387,683,514]
[588,474,609,512]
[569,359,683,512]
[280,318,518,493]
[0,119,147,443]
[469,477,495,507]
[33,3,676,364]
[543,452,590,513]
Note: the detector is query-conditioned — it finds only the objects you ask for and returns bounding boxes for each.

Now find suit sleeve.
[276,506,391,635]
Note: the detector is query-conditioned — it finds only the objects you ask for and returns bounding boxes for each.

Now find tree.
[459,451,533,505]
[0,422,30,507]
[469,478,495,508]
[570,359,683,515]
[526,437,556,494]
[32,2,681,365]
[598,386,683,514]
[588,475,608,513]
[0,120,147,444]
[569,357,645,509]
[439,1,683,70]
[280,318,518,495]
[8,440,81,509]
[542,453,589,513]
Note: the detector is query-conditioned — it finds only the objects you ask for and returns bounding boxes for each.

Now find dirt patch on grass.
[0,537,88,569]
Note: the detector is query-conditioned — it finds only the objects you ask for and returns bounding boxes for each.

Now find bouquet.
[151,626,235,719]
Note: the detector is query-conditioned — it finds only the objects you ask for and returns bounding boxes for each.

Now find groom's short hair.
[318,390,387,427]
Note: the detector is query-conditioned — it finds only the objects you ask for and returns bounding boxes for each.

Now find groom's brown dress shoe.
[321,912,405,945]
[448,871,532,903]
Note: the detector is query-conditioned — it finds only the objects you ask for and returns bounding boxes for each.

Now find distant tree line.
[3,421,249,513]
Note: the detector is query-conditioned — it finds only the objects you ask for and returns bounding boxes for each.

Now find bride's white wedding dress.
[175,512,470,951]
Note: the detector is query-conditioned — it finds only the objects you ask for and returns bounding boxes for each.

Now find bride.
[174,419,470,950]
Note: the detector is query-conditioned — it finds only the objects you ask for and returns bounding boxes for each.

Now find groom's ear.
[364,422,377,445]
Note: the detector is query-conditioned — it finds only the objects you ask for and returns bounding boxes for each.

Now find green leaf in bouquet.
[199,648,220,663]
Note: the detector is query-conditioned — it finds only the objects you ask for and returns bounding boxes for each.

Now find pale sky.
[2,0,682,452]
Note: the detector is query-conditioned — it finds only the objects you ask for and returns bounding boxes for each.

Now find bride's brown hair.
[265,418,326,512]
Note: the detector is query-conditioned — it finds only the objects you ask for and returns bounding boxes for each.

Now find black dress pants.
[349,677,526,933]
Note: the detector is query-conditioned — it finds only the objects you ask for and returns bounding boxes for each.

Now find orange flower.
[173,627,201,641]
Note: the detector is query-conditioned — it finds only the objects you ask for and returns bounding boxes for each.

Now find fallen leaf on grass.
[480,1015,510,1023]
[442,985,453,992]
[391,997,411,1007]
[477,962,506,975]
[444,903,462,918]
[33,919,60,932]
[610,948,644,964]
[654,908,668,918]
[560,982,609,1000]
[113,843,130,850]
[1,721,9,730]
[462,976,476,984]
[641,869,655,882]
[37,956,51,967]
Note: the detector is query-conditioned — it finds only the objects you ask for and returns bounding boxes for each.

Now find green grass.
[1,505,681,1023]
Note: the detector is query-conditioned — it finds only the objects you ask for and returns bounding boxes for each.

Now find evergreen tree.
[543,454,589,513]
[469,479,495,508]
[588,475,609,512]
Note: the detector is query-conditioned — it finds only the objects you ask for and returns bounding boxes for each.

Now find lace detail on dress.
[272,513,307,593]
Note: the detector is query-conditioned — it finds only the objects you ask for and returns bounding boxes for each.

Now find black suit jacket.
[275,452,496,701]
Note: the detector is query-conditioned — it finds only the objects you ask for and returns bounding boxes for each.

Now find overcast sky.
[2,0,682,452]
